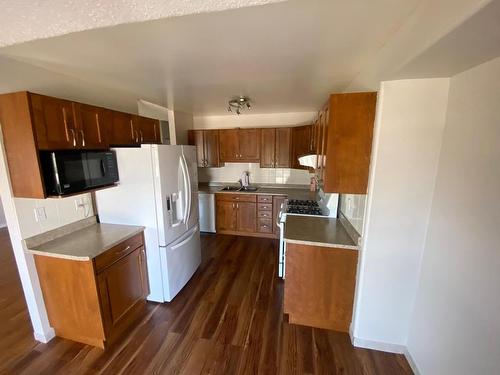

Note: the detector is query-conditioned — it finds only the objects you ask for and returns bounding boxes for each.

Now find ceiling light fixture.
[228,96,251,115]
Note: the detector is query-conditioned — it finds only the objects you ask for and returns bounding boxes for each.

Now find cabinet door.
[219,129,239,162]
[97,246,149,335]
[275,127,291,168]
[216,200,237,231]
[136,116,160,144]
[260,128,276,168]
[30,93,77,150]
[74,103,108,149]
[291,125,312,169]
[238,129,260,161]
[109,111,137,146]
[236,201,256,233]
[204,130,220,167]
[273,195,286,237]
[188,130,205,167]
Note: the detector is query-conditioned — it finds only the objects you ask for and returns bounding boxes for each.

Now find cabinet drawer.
[257,211,273,219]
[95,232,144,273]
[216,193,256,203]
[258,218,273,233]
[258,203,273,211]
[257,195,273,203]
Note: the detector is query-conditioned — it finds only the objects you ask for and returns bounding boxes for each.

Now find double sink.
[220,186,259,192]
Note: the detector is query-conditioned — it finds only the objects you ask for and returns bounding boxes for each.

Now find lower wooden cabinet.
[284,243,358,332]
[216,193,285,238]
[33,232,149,348]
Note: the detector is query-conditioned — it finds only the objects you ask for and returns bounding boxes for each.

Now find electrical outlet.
[74,197,84,211]
[34,207,47,222]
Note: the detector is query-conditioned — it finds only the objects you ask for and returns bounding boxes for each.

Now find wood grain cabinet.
[321,92,377,194]
[284,243,358,332]
[73,103,109,149]
[291,125,313,169]
[219,128,260,163]
[33,232,149,348]
[133,115,161,144]
[188,129,220,167]
[260,127,292,168]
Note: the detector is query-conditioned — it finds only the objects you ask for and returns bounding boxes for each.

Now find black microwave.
[40,150,119,196]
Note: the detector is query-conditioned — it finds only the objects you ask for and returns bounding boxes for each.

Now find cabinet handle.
[139,130,144,143]
[117,245,131,255]
[232,203,235,209]
[69,129,77,147]
[236,203,239,209]
[95,113,102,142]
[79,130,86,147]
[135,130,140,143]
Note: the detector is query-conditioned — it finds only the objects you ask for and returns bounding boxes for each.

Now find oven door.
[85,151,119,189]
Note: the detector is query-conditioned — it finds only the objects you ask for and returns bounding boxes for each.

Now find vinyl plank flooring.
[0,229,413,374]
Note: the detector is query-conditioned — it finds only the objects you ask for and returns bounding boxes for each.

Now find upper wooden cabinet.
[260,127,292,168]
[108,111,137,146]
[219,128,260,163]
[188,129,220,167]
[73,103,109,149]
[30,93,78,150]
[133,115,161,144]
[291,125,313,169]
[321,92,377,194]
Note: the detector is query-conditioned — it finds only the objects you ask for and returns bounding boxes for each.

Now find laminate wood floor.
[0,229,412,374]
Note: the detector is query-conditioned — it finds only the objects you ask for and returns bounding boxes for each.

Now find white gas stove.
[277,192,339,278]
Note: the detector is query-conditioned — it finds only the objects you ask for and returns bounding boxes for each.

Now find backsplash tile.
[198,163,311,185]
[339,193,367,236]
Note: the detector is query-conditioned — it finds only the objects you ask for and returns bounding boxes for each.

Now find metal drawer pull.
[116,245,131,254]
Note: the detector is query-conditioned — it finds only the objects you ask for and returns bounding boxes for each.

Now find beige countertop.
[284,215,358,250]
[199,183,317,200]
[24,218,144,261]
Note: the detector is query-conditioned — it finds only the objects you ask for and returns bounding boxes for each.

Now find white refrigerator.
[95,145,201,303]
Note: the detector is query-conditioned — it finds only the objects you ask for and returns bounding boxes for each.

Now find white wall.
[193,111,315,129]
[406,57,500,375]
[172,110,194,145]
[352,78,450,352]
[0,134,94,342]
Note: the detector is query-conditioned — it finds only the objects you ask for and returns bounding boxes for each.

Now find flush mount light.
[228,96,251,115]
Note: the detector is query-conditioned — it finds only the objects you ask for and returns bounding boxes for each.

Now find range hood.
[298,154,325,169]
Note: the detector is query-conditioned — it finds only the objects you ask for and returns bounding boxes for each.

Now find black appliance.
[40,150,119,196]
[286,199,324,215]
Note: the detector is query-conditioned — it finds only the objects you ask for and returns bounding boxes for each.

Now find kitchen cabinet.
[260,127,292,168]
[216,200,237,231]
[321,92,376,194]
[291,125,313,169]
[73,103,109,149]
[284,243,358,332]
[30,93,78,150]
[219,128,260,163]
[236,201,257,233]
[109,111,137,146]
[33,232,148,348]
[133,115,161,144]
[188,129,220,167]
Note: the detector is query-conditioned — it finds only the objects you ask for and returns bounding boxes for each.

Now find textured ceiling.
[0,0,284,47]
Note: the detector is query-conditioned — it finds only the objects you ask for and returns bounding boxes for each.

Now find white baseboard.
[404,348,421,375]
[34,328,56,343]
[351,335,406,354]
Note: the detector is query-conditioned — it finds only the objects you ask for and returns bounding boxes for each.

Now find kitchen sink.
[219,186,259,192]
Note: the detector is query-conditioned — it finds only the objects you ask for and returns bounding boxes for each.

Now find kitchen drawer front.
[216,193,256,203]
[258,203,273,211]
[258,218,273,233]
[257,211,273,219]
[257,195,273,203]
[95,232,144,273]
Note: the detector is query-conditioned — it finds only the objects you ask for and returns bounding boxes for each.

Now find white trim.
[351,335,406,354]
[404,348,422,375]
[34,328,56,343]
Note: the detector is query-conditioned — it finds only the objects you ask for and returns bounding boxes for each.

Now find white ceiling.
[0,0,498,115]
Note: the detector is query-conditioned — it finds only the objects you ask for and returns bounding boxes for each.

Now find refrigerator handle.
[183,154,192,223]
[180,155,190,224]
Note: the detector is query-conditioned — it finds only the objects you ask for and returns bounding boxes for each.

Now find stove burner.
[286,199,323,215]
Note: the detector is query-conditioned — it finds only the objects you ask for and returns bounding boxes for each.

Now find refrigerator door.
[153,145,189,246]
[160,224,201,301]
[181,146,199,230]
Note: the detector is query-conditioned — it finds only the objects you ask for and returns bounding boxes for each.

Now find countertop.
[284,215,358,250]
[198,183,317,200]
[24,218,144,261]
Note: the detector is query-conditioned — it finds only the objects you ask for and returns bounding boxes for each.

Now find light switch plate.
[34,207,47,222]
